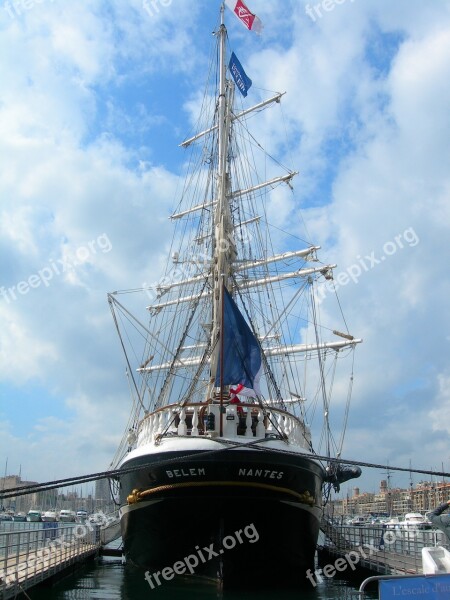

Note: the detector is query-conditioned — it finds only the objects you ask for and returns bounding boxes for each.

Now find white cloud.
[0,303,58,381]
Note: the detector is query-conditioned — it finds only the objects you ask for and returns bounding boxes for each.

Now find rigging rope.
[337,351,355,458]
[108,295,147,415]
[1,444,449,501]
[310,283,332,459]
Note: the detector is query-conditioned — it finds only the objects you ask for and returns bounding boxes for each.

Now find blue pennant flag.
[215,286,262,396]
[229,52,253,97]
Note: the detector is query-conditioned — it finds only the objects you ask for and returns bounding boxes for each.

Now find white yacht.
[59,509,77,523]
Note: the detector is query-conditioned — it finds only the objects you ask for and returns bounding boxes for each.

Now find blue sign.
[380,575,450,599]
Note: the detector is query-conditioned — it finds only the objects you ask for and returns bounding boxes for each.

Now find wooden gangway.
[0,515,121,599]
[319,519,449,577]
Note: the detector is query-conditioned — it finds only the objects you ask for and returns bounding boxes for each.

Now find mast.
[210,4,235,401]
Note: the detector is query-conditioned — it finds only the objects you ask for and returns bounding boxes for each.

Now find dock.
[319,519,450,577]
[4,517,448,597]
[0,517,121,599]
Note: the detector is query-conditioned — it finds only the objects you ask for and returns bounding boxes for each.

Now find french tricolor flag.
[215,286,262,398]
[225,0,263,34]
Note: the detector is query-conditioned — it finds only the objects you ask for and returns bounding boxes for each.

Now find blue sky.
[1,0,450,496]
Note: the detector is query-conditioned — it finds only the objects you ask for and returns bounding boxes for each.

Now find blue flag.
[215,287,262,396]
[229,52,253,97]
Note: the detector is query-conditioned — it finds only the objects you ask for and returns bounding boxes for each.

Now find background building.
[1,475,115,515]
[328,480,450,518]
[0,474,48,513]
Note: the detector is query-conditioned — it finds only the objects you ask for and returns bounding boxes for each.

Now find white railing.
[321,522,450,576]
[136,402,311,449]
[0,523,100,598]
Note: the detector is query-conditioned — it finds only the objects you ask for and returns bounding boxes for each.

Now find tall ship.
[109,1,362,587]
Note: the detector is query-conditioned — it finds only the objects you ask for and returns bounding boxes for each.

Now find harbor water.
[27,554,377,600]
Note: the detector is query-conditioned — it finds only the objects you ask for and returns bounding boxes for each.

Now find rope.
[127,480,315,506]
[1,440,449,501]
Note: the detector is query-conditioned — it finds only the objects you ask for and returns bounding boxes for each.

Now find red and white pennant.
[225,0,263,34]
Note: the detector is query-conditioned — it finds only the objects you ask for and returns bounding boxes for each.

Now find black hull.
[118,448,325,588]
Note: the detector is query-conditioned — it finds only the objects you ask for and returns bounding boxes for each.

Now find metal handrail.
[321,521,449,576]
[0,523,100,597]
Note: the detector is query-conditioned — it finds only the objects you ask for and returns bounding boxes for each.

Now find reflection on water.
[29,556,377,600]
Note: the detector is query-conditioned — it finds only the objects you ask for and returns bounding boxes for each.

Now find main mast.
[210,4,236,400]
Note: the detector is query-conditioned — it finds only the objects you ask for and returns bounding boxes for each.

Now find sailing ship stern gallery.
[108,1,362,588]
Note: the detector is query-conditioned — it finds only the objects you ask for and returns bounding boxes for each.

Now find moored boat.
[76,509,88,523]
[12,512,27,522]
[349,516,369,526]
[401,512,432,530]
[109,1,362,588]
[27,509,42,522]
[59,509,77,523]
[41,510,57,522]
